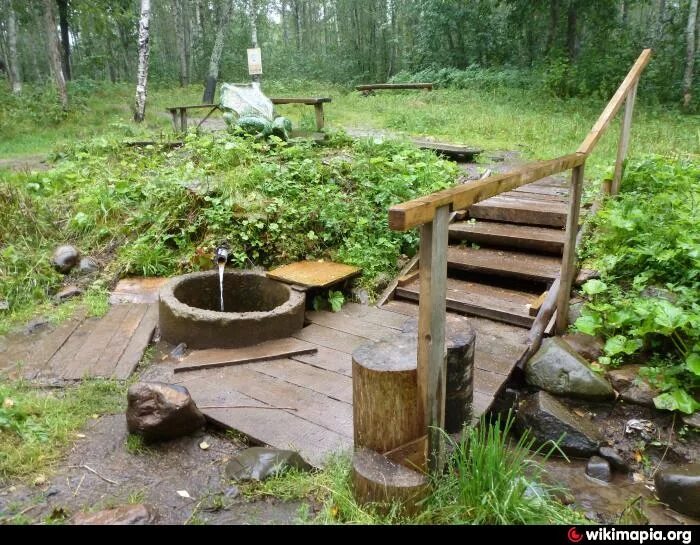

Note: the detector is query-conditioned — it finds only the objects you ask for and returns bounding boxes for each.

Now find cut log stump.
[352,448,429,516]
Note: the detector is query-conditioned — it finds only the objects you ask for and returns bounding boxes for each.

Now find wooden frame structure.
[387,49,652,473]
[166,97,332,133]
[356,83,433,93]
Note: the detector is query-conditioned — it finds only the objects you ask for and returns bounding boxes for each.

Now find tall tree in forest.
[57,0,71,80]
[5,0,21,93]
[43,0,68,109]
[683,0,698,108]
[134,0,150,122]
[249,0,260,84]
[172,0,188,86]
[202,0,233,104]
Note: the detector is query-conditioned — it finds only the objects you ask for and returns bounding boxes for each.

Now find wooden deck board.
[449,221,565,255]
[447,246,561,283]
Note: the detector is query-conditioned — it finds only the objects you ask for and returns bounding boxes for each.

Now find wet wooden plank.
[469,195,567,228]
[449,221,565,255]
[501,190,568,203]
[304,311,400,341]
[325,302,410,330]
[184,370,352,467]
[473,391,492,418]
[91,304,148,378]
[290,345,352,377]
[109,277,168,304]
[267,261,361,289]
[253,358,353,404]
[48,317,100,378]
[174,338,318,373]
[113,304,158,380]
[446,246,561,283]
[397,277,536,328]
[292,323,370,355]
[474,368,508,397]
[512,184,569,197]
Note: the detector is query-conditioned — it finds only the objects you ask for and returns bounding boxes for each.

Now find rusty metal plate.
[267,261,360,289]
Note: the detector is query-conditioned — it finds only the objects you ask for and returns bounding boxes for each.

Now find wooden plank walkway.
[177,302,526,467]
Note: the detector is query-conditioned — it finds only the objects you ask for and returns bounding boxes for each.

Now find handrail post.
[611,81,638,195]
[555,163,585,334]
[417,205,449,474]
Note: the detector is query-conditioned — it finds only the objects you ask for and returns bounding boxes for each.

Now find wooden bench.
[356,83,433,95]
[166,96,332,133]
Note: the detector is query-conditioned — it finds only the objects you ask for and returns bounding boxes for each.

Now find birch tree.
[172,0,188,86]
[134,0,150,122]
[682,0,699,108]
[43,0,68,109]
[6,0,21,93]
[202,0,233,104]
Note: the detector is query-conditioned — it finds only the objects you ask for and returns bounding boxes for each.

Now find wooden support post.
[602,178,612,195]
[314,103,325,131]
[555,164,585,335]
[611,82,637,195]
[417,204,449,474]
[179,108,188,133]
[169,110,178,131]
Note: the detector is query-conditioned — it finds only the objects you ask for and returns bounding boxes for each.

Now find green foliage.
[0,380,126,481]
[574,157,700,413]
[313,290,345,313]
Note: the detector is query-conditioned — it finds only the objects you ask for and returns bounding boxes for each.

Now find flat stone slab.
[267,260,361,289]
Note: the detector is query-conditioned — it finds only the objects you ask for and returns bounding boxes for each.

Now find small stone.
[46,487,60,498]
[654,463,700,518]
[33,475,47,486]
[24,317,49,335]
[71,504,153,525]
[52,245,80,274]
[78,256,100,273]
[515,391,604,457]
[598,446,629,473]
[0,300,8,311]
[224,486,240,499]
[525,337,614,400]
[568,301,584,325]
[169,342,187,360]
[126,382,206,442]
[575,269,601,286]
[224,447,312,482]
[351,288,370,306]
[607,365,639,392]
[561,332,605,362]
[682,412,700,430]
[620,382,659,408]
[54,285,83,303]
[586,456,613,482]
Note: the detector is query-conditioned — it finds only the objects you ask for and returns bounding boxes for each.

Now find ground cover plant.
[574,157,700,413]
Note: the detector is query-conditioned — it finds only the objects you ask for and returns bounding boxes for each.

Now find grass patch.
[124,434,151,456]
[0,379,126,483]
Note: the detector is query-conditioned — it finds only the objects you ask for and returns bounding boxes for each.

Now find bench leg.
[314,104,325,132]
[170,111,178,132]
[179,109,188,133]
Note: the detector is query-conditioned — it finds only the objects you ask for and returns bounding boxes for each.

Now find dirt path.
[0,155,51,172]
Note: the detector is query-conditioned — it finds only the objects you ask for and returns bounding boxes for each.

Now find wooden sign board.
[247,48,262,75]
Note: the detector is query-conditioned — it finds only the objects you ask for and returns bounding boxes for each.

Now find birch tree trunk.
[43,0,68,109]
[57,0,71,80]
[202,0,233,104]
[682,0,699,108]
[172,0,188,86]
[134,0,151,122]
[7,0,21,94]
[250,0,260,84]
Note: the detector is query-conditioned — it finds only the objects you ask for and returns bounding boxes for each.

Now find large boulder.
[52,245,80,274]
[71,504,153,525]
[224,447,311,482]
[654,463,700,517]
[526,337,614,400]
[126,382,206,442]
[516,391,604,457]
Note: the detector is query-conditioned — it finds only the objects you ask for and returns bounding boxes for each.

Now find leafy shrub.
[574,157,700,413]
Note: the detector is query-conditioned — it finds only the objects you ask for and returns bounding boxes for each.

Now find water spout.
[215,247,229,312]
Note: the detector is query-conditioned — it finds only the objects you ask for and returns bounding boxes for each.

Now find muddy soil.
[0,413,303,525]
[0,155,51,172]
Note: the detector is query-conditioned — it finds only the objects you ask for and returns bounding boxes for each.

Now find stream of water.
[218,262,225,312]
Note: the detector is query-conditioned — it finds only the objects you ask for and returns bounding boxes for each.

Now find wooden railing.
[387,49,652,473]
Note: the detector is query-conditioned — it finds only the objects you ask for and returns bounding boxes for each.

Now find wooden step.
[469,195,567,227]
[396,277,538,328]
[449,221,565,255]
[446,246,561,283]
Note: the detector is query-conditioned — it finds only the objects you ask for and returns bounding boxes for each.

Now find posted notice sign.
[247,48,262,75]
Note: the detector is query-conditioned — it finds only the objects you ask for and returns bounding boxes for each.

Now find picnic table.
[166,97,332,133]
[356,83,433,95]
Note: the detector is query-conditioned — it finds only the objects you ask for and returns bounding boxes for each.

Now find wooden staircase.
[382,175,571,330]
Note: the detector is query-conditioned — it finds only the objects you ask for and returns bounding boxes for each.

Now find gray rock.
[525,337,614,400]
[71,504,153,525]
[0,300,8,311]
[54,285,83,303]
[682,412,700,430]
[641,286,678,304]
[78,256,100,273]
[561,332,605,362]
[224,485,240,499]
[654,463,700,517]
[126,382,206,442]
[169,342,187,360]
[598,446,629,473]
[351,288,370,306]
[516,391,604,457]
[620,382,659,408]
[568,301,584,325]
[52,245,80,274]
[224,447,311,482]
[575,269,601,286]
[24,317,49,334]
[607,365,639,391]
[586,456,613,482]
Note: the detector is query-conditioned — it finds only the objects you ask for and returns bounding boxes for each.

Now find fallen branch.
[70,464,119,485]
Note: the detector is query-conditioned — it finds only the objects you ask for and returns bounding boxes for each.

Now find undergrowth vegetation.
[243,415,584,525]
[575,157,700,413]
[0,129,455,332]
